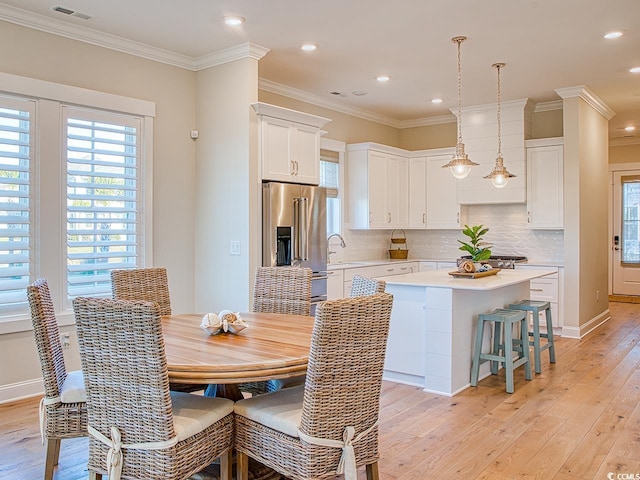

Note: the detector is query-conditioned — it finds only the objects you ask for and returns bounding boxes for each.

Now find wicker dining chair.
[110,267,205,393]
[27,278,88,480]
[234,292,394,480]
[350,274,386,297]
[252,266,312,316]
[73,297,235,480]
[110,267,172,316]
[240,266,313,396]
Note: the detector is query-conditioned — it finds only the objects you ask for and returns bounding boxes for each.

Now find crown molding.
[0,3,196,69]
[398,115,456,129]
[193,43,270,70]
[534,100,563,112]
[555,85,616,120]
[251,102,331,128]
[258,78,402,128]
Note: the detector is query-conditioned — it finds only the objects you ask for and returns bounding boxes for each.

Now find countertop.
[377,268,557,291]
[327,258,562,270]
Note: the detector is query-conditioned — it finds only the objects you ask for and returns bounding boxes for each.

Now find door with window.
[613,171,640,295]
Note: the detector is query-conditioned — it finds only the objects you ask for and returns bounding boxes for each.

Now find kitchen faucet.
[327,233,347,264]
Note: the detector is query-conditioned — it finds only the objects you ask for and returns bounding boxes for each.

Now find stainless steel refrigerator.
[262,182,327,311]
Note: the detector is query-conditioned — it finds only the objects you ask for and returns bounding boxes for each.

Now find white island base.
[379,268,556,396]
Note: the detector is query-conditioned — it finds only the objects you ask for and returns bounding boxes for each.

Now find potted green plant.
[458,224,492,262]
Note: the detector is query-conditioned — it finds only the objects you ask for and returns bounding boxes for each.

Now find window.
[0,73,154,326]
[621,175,640,264]
[65,108,141,297]
[0,97,34,316]
[319,149,340,235]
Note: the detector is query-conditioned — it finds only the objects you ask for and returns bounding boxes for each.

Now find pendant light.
[442,36,478,179]
[484,62,515,188]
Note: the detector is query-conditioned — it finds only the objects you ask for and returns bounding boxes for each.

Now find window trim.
[0,73,155,334]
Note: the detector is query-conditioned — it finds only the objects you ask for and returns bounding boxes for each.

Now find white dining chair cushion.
[170,392,234,440]
[59,370,87,404]
[234,384,304,438]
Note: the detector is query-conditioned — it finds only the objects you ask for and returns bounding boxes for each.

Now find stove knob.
[497,261,504,267]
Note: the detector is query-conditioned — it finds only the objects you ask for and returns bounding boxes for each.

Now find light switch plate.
[230,241,241,256]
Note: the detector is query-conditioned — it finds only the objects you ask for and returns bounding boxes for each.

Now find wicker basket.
[389,230,408,259]
[390,229,406,244]
[389,248,408,259]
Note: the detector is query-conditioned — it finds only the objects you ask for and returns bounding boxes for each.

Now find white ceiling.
[1,0,639,141]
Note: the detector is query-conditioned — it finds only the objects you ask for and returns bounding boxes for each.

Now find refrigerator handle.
[293,197,309,261]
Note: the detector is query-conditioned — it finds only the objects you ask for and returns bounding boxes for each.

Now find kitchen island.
[377,267,556,396]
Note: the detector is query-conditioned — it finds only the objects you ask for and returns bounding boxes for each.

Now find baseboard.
[0,378,42,404]
[561,308,611,339]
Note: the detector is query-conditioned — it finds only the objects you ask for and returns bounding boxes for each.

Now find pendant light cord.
[496,63,502,157]
[456,38,463,147]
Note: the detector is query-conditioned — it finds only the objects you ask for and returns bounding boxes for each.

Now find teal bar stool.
[508,300,556,374]
[471,308,532,394]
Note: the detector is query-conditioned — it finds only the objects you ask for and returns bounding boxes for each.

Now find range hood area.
[453,98,533,205]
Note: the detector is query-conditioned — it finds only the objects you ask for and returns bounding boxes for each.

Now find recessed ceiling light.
[376,75,390,82]
[625,126,636,132]
[224,15,245,26]
[301,43,317,52]
[630,67,640,73]
[431,98,443,104]
[352,91,368,96]
[604,31,623,39]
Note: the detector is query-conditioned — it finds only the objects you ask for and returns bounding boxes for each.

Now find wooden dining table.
[162,312,315,400]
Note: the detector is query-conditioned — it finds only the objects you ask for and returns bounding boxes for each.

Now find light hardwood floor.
[2,301,639,479]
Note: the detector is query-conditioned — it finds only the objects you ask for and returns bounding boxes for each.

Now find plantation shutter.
[0,98,34,315]
[65,107,141,298]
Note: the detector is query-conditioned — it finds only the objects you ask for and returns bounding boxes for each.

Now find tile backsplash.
[331,203,564,265]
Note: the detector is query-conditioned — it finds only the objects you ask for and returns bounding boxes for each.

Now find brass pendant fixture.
[442,36,478,179]
[484,62,515,188]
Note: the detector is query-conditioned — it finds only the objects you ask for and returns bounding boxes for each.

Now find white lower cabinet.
[518,265,562,329]
[342,262,418,297]
[419,262,437,272]
[419,261,457,272]
[326,269,344,300]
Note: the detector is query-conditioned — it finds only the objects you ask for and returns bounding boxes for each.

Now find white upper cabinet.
[252,102,331,185]
[526,138,564,229]
[425,151,465,229]
[347,143,409,229]
[408,157,427,228]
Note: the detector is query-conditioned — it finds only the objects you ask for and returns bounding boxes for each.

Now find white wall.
[194,58,260,313]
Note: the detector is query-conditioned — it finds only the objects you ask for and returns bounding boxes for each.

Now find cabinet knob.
[387,212,391,223]
[423,213,426,224]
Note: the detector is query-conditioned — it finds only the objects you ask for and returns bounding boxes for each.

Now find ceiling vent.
[51,6,92,20]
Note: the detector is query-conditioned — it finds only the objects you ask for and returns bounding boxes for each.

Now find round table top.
[162,312,314,385]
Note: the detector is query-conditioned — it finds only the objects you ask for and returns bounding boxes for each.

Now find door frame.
[609,162,640,295]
